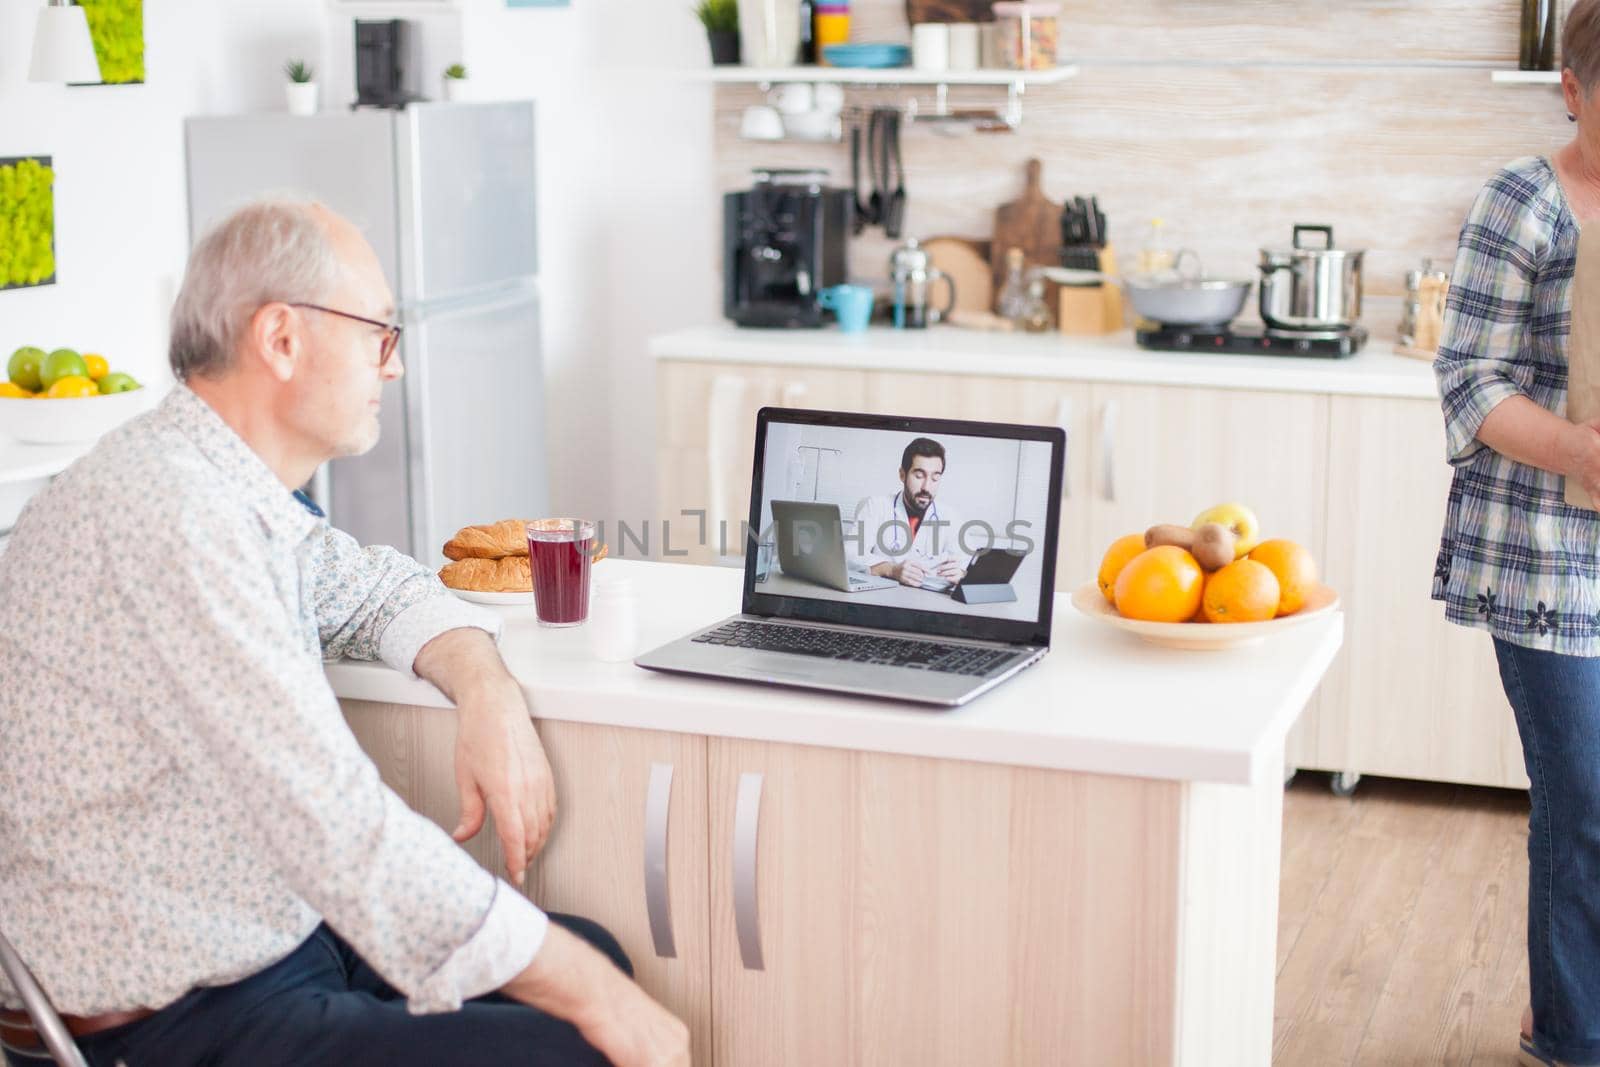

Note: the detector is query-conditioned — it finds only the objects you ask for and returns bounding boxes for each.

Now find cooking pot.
[1121,249,1253,328]
[1258,224,1364,331]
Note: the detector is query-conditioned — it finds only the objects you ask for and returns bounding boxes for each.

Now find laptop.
[769,500,898,593]
[635,407,1066,707]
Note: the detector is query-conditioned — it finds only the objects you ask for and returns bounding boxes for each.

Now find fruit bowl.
[1070,581,1340,651]
[0,388,155,445]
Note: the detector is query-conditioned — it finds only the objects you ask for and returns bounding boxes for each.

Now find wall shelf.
[700,64,1078,87]
[1490,70,1560,84]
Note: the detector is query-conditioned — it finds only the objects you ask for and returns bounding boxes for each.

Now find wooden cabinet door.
[1317,396,1526,788]
[341,703,716,1064]
[707,737,1187,1066]
[657,360,867,564]
[863,371,1095,592]
[530,720,714,1064]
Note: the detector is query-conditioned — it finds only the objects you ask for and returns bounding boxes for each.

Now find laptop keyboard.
[692,621,1021,677]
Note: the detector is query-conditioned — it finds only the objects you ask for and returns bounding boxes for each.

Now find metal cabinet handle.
[1054,395,1073,500]
[1099,400,1118,503]
[644,762,676,959]
[733,771,765,971]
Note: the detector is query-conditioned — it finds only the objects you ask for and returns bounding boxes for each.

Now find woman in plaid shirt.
[1433,4,1600,1063]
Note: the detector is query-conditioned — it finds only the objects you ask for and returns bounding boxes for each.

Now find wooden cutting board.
[905,0,995,23]
[923,236,993,317]
[990,158,1062,312]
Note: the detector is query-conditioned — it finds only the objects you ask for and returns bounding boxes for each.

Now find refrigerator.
[184,102,549,566]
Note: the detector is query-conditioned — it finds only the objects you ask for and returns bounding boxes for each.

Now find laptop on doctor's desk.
[635,407,1066,707]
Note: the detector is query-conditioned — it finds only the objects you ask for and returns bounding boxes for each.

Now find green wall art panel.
[76,0,145,85]
[0,157,56,291]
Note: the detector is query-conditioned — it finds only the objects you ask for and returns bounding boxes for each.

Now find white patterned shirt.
[0,384,547,1016]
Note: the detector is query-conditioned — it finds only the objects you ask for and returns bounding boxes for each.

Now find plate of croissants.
[437,519,608,605]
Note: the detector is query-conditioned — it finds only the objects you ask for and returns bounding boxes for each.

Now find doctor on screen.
[851,436,969,588]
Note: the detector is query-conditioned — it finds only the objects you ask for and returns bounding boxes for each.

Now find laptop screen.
[743,408,1064,648]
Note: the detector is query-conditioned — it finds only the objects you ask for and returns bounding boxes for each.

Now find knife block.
[1057,244,1124,336]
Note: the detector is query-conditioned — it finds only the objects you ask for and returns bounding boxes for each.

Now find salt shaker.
[587,574,639,663]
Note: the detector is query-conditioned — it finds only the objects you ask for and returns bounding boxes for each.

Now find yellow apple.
[1192,503,1261,559]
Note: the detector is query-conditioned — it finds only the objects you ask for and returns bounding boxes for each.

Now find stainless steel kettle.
[889,238,956,329]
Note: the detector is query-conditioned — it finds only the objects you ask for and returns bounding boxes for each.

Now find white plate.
[448,588,535,606]
[1070,581,1340,650]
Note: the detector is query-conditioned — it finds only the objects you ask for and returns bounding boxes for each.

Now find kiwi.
[1192,522,1237,571]
[1144,523,1196,551]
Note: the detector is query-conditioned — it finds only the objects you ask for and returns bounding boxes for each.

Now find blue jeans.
[1497,638,1600,1066]
[2,913,629,1067]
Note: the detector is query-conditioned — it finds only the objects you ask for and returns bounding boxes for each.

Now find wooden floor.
[1274,773,1532,1066]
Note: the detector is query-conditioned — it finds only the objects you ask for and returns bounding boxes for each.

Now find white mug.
[948,23,980,71]
[740,104,785,140]
[771,82,814,115]
[912,23,950,72]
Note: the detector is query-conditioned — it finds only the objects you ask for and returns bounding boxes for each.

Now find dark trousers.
[1497,638,1600,1066]
[3,914,629,1067]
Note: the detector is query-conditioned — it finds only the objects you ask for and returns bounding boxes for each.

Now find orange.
[1201,560,1281,624]
[1248,539,1319,616]
[44,375,98,398]
[1097,533,1148,604]
[1113,546,1204,622]
[83,354,109,381]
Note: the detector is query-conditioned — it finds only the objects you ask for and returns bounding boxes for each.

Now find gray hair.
[168,196,343,380]
[1567,0,1600,93]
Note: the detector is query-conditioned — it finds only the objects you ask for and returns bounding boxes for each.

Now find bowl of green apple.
[1,346,152,444]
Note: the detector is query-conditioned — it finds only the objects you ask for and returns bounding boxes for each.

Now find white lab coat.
[849,492,967,571]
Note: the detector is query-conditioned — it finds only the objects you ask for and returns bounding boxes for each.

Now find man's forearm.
[413,627,519,708]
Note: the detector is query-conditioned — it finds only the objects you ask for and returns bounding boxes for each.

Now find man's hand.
[935,558,966,582]
[451,680,557,886]
[896,559,927,587]
[503,923,691,1067]
[413,627,557,886]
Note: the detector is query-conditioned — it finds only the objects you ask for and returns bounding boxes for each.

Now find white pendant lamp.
[29,0,102,84]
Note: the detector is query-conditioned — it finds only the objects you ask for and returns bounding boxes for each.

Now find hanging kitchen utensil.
[990,157,1062,312]
[866,110,886,231]
[850,117,870,234]
[884,110,907,239]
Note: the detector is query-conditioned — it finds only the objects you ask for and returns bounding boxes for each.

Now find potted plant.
[694,0,740,65]
[284,59,317,116]
[442,62,469,102]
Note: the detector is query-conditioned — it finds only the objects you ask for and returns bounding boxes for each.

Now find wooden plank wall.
[713,0,1572,311]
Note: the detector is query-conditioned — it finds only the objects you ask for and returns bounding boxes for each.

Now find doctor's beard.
[904,490,932,519]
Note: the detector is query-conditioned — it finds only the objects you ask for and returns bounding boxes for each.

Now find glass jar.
[991,2,1060,71]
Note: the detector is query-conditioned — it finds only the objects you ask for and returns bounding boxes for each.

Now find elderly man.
[0,199,688,1067]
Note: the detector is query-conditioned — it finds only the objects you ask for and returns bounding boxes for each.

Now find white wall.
[461,0,719,534]
[0,1,328,389]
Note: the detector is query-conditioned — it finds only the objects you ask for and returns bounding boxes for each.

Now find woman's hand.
[1558,417,1600,502]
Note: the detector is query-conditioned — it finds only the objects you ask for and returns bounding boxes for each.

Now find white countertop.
[326,559,1343,788]
[649,323,1441,400]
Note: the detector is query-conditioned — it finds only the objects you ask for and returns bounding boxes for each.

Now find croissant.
[438,555,533,592]
[443,519,533,561]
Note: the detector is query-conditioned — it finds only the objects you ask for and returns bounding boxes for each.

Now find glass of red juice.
[526,519,597,627]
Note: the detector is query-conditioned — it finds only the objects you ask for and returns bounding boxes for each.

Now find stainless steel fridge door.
[184,114,402,287]
[404,284,549,566]
[396,101,538,302]
[325,372,413,553]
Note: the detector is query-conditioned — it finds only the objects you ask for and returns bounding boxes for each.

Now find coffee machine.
[724,169,852,328]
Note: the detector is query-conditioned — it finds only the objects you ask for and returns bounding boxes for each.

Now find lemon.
[45,375,98,399]
[0,382,34,399]
[83,354,109,381]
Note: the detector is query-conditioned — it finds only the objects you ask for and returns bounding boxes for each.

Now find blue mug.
[817,285,874,333]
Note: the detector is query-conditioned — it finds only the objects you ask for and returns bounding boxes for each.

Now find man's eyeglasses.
[291,303,403,368]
